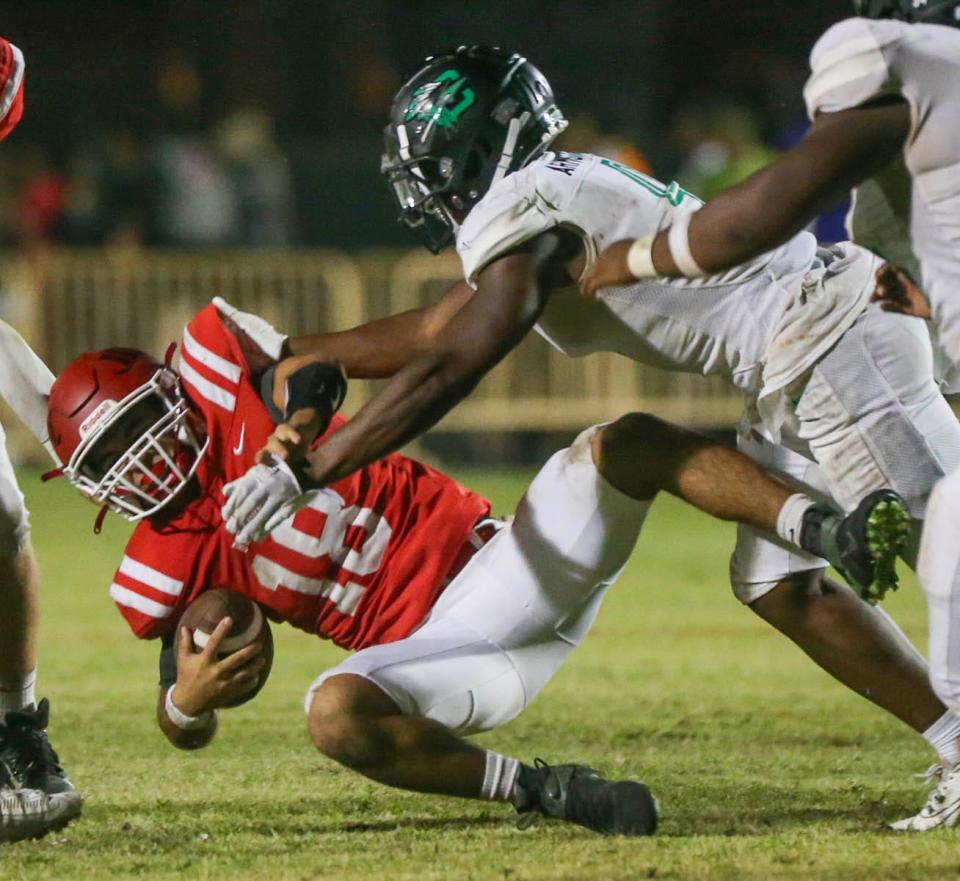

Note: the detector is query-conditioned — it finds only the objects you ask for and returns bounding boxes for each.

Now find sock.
[923,710,960,767]
[0,667,36,721]
[776,493,817,547]
[479,750,521,803]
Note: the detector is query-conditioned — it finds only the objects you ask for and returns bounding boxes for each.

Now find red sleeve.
[110,525,199,639]
[0,38,25,142]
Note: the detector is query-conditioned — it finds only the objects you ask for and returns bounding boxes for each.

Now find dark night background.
[0,1,849,248]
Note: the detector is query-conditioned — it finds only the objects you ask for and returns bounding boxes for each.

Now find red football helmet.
[48,348,208,521]
[0,38,25,142]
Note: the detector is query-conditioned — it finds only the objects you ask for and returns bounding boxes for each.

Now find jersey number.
[251,491,393,616]
[599,158,700,208]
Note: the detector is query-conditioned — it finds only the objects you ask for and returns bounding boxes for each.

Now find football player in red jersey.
[0,36,83,842]
[48,298,935,834]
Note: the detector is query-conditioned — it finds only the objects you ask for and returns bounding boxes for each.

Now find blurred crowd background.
[1,0,850,254]
[0,0,858,462]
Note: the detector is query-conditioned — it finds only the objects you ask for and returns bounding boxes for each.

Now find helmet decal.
[404,69,476,130]
[78,398,120,440]
[383,46,568,253]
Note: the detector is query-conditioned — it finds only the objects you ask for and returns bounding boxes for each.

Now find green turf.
[3,465,954,880]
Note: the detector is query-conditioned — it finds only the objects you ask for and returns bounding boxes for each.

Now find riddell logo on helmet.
[79,399,119,439]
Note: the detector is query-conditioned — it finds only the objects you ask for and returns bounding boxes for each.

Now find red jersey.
[109,303,491,650]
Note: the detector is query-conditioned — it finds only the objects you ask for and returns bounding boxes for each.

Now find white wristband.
[667,211,708,278]
[626,236,657,279]
[164,685,214,731]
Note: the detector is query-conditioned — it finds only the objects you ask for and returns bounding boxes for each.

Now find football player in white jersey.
[583,0,960,829]
[0,36,82,841]
[224,46,960,828]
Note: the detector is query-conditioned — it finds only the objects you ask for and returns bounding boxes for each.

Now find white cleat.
[890,764,960,831]
[0,786,77,842]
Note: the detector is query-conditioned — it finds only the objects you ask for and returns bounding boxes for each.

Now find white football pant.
[732,302,960,603]
[919,469,960,716]
[306,425,651,735]
[0,319,55,553]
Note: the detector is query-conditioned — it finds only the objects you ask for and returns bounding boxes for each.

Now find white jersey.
[456,151,819,398]
[804,17,960,389]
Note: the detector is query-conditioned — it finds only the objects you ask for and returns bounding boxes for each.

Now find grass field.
[3,464,956,880]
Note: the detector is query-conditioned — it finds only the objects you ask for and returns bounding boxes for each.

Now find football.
[174,589,274,707]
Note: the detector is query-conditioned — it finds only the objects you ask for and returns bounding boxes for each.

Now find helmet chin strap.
[492,111,531,186]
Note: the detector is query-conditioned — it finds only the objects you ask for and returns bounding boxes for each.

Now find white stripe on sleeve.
[179,358,237,412]
[109,583,175,619]
[182,324,242,383]
[0,43,24,120]
[118,555,185,597]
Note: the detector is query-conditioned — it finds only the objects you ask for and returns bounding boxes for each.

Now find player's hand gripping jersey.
[804,17,960,387]
[110,303,490,649]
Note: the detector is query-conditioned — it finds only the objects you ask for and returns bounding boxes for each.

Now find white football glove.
[221,456,311,549]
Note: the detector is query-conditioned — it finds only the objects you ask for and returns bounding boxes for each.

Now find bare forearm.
[300,249,553,485]
[651,102,910,276]
[288,310,435,378]
[304,351,485,484]
[289,283,474,379]
[652,161,825,274]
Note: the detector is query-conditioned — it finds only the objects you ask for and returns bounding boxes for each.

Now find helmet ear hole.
[462,137,495,183]
[462,147,484,180]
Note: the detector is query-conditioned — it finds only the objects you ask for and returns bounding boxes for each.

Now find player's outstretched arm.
[287,281,474,379]
[298,231,573,489]
[580,101,911,295]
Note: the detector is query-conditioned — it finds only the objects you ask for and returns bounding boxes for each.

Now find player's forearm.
[650,103,910,277]
[289,284,473,380]
[302,349,488,485]
[651,159,829,275]
[156,688,219,751]
[288,310,434,378]
[288,282,473,379]
[300,252,548,485]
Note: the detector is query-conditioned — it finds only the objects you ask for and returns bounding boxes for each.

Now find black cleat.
[514,759,658,836]
[800,489,911,603]
[0,698,82,841]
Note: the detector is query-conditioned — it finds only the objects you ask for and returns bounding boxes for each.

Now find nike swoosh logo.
[233,423,246,455]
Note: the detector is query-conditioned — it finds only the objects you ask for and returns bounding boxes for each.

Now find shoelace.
[4,722,64,784]
[514,759,608,833]
[912,763,960,818]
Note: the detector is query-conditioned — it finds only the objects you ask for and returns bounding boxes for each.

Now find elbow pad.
[283,362,348,427]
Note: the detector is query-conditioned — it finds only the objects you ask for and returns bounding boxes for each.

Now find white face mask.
[66,368,209,521]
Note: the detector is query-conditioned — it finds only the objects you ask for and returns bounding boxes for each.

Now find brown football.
[174,589,274,707]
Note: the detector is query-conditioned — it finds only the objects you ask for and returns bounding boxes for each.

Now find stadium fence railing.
[0,248,743,462]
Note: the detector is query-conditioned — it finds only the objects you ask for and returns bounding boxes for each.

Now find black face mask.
[382,155,458,253]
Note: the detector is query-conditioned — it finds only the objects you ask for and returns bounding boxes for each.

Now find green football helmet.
[381,45,568,253]
[853,0,960,25]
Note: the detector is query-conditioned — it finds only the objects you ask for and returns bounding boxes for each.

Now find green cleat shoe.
[800,489,911,603]
[514,759,658,836]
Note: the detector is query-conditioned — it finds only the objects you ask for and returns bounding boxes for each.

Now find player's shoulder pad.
[804,17,903,118]
[456,157,565,287]
[109,526,195,639]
